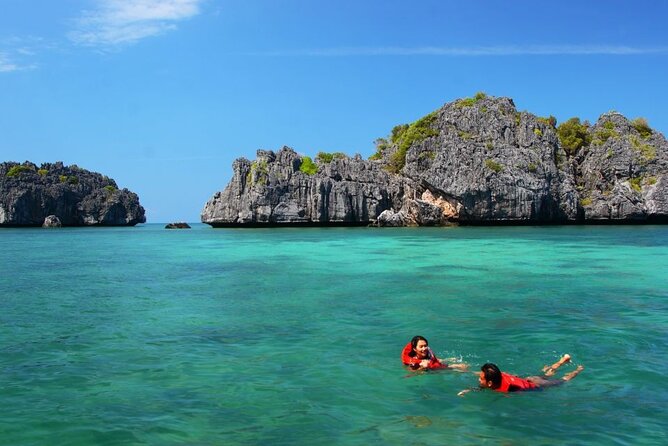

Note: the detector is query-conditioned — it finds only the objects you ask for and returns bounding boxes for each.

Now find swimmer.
[458,354,584,395]
[401,335,468,371]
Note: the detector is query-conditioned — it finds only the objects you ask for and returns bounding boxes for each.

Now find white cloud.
[0,53,20,72]
[0,40,40,73]
[252,45,668,57]
[69,0,203,47]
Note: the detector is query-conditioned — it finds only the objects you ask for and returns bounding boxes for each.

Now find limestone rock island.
[201,94,668,227]
[0,161,145,226]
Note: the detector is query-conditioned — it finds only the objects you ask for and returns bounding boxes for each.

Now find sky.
[2,0,668,223]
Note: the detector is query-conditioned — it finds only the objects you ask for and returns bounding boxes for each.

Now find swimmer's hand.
[457,389,471,397]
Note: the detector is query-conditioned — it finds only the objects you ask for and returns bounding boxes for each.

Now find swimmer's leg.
[542,353,571,376]
[562,365,584,381]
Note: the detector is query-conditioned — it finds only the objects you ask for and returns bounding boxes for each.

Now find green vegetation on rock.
[592,122,619,145]
[369,138,389,160]
[418,151,436,161]
[247,160,269,185]
[299,156,318,175]
[456,91,487,108]
[485,159,504,173]
[316,152,346,163]
[537,116,557,128]
[631,118,653,139]
[37,169,48,176]
[387,111,439,173]
[629,176,643,192]
[57,174,79,184]
[557,117,591,155]
[104,185,117,193]
[630,135,656,161]
[6,165,34,177]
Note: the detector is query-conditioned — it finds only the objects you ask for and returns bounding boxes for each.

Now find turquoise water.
[2,224,667,445]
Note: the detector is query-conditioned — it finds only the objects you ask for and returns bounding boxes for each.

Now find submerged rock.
[0,161,146,227]
[201,95,668,226]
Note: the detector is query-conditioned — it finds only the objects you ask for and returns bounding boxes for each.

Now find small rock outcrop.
[201,95,668,226]
[42,215,62,228]
[0,162,146,226]
[165,222,191,229]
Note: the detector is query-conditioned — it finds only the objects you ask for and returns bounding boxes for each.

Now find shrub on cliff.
[631,118,653,139]
[592,121,620,146]
[299,156,318,175]
[316,152,346,163]
[6,165,34,177]
[484,159,504,173]
[629,135,656,161]
[557,118,591,154]
[456,91,487,108]
[387,111,439,173]
[537,115,557,128]
[369,138,389,160]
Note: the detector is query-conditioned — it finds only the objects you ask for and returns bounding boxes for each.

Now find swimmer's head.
[480,363,502,389]
[410,335,430,358]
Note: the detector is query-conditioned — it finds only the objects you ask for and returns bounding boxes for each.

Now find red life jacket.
[495,372,538,392]
[401,342,446,369]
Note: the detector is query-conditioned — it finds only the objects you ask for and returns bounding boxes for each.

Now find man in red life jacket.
[458,354,584,395]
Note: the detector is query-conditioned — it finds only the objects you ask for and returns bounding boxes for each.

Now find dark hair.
[481,363,502,388]
[408,335,428,357]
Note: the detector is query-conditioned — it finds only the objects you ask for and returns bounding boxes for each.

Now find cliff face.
[201,95,668,227]
[201,149,406,226]
[0,161,146,226]
[576,112,668,221]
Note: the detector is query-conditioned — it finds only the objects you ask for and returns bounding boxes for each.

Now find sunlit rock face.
[0,161,145,227]
[202,96,668,227]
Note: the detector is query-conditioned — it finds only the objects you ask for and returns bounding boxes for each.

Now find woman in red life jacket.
[458,354,584,395]
[401,335,468,371]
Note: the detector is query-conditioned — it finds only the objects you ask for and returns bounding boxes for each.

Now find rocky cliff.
[201,95,668,227]
[0,161,146,226]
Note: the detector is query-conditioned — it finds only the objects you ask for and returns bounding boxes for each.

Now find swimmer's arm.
[457,387,481,397]
[445,362,469,371]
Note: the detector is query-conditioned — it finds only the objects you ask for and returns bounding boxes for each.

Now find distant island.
[0,161,145,227]
[202,94,668,227]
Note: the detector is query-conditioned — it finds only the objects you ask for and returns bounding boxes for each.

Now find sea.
[2,224,667,445]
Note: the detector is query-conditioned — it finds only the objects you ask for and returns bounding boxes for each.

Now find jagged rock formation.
[201,95,668,227]
[576,112,668,221]
[42,215,62,228]
[202,149,405,226]
[165,222,191,229]
[0,161,146,226]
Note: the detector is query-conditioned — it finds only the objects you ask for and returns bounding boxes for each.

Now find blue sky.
[2,0,668,223]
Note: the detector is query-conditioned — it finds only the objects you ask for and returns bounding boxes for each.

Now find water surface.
[2,224,667,445]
